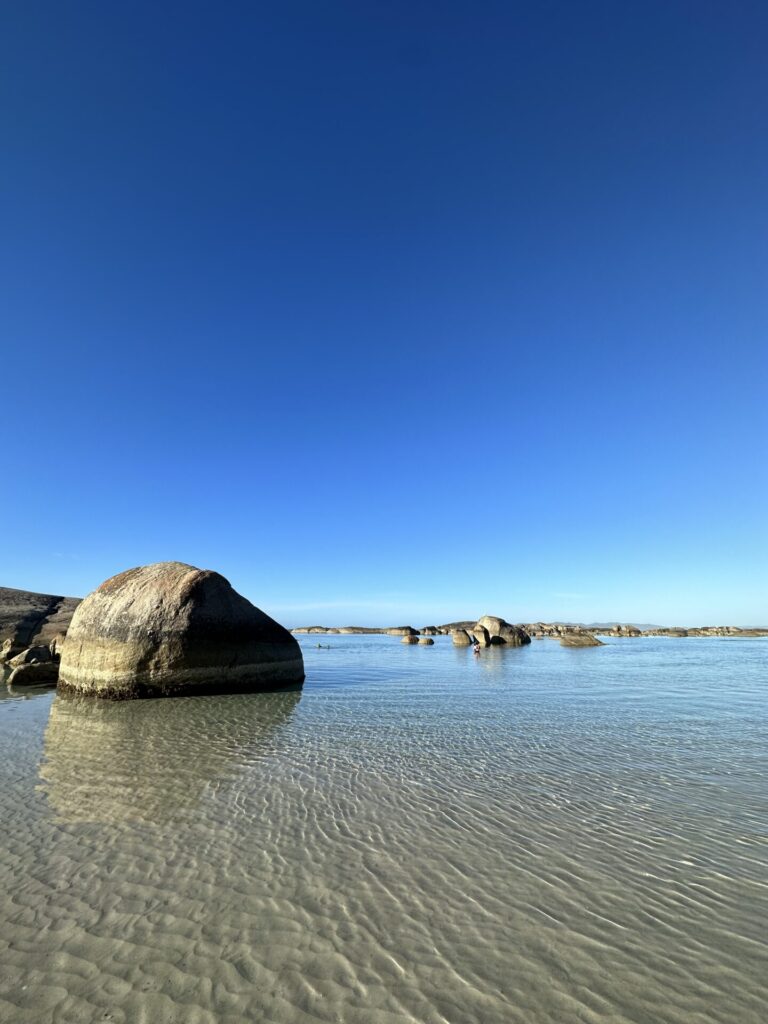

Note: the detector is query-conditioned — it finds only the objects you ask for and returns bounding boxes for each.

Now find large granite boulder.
[58,562,304,699]
[387,626,418,636]
[417,636,435,645]
[477,615,505,636]
[401,635,419,644]
[475,615,531,647]
[452,629,472,646]
[473,625,491,647]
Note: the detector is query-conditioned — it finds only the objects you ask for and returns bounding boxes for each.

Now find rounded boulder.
[59,562,305,699]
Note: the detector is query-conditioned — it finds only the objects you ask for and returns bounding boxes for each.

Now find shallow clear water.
[0,635,766,1024]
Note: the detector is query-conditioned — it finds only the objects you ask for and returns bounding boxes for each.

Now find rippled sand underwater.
[1,636,766,1024]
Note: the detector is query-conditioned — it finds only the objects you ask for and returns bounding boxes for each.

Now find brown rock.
[559,632,603,647]
[59,562,304,699]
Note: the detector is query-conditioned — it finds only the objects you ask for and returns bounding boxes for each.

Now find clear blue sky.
[2,1,766,626]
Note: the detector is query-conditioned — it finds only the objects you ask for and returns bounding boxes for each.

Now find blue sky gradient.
[2,1,766,625]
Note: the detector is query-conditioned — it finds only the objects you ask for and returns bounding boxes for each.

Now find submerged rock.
[58,562,304,699]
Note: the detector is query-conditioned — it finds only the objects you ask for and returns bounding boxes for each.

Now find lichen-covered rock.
[58,562,304,699]
[452,629,472,646]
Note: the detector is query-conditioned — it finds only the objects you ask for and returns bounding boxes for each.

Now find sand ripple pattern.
[1,636,767,1023]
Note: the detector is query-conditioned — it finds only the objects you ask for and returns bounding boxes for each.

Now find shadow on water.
[38,688,302,826]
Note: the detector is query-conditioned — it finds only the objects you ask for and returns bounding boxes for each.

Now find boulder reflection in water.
[39,688,302,826]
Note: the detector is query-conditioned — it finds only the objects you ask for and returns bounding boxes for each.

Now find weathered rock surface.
[58,562,304,699]
[560,632,603,647]
[387,626,418,636]
[420,626,439,635]
[418,636,435,645]
[0,587,80,662]
[452,629,472,646]
[401,635,420,644]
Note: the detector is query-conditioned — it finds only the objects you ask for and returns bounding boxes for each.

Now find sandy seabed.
[1,635,766,1024]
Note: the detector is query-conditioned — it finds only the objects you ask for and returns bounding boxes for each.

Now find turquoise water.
[0,635,766,1023]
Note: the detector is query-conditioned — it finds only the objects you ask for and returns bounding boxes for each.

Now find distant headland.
[291,621,768,638]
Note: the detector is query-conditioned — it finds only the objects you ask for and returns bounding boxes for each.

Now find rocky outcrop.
[452,629,472,646]
[420,626,439,635]
[475,616,531,647]
[58,562,304,699]
[417,636,435,645]
[401,635,419,644]
[473,625,491,647]
[560,632,603,647]
[0,587,80,663]
[386,626,418,636]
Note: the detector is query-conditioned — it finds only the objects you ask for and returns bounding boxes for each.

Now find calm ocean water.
[0,635,766,1024]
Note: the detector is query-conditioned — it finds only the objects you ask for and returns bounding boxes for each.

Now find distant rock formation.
[474,625,491,647]
[59,562,304,699]
[475,616,531,647]
[420,626,439,635]
[401,635,419,644]
[417,636,435,645]
[452,629,472,646]
[560,632,603,647]
[386,626,418,636]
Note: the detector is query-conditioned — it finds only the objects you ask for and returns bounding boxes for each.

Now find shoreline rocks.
[0,587,80,665]
[59,562,304,699]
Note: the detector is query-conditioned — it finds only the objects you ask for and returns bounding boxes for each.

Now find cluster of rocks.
[0,587,81,687]
[452,616,532,647]
[292,625,452,635]
[639,625,768,638]
[2,563,304,699]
